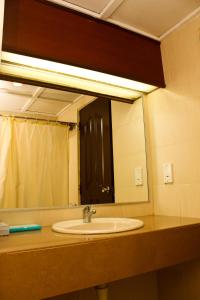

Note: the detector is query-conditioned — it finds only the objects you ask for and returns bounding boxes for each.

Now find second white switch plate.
[135,167,143,186]
[163,163,173,184]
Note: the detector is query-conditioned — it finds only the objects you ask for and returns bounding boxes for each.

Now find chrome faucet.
[83,205,96,223]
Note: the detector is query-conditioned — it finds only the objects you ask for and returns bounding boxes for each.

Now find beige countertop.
[1,215,200,300]
[1,215,200,253]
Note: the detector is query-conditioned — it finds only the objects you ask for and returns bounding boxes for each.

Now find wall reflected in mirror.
[0,80,148,209]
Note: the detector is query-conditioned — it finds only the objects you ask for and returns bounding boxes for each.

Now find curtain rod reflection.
[0,114,77,130]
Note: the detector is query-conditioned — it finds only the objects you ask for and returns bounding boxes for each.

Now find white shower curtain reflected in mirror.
[0,117,69,208]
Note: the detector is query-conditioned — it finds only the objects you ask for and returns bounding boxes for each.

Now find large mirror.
[0,80,148,209]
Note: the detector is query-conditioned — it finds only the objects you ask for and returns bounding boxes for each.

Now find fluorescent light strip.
[0,63,141,100]
[2,52,157,93]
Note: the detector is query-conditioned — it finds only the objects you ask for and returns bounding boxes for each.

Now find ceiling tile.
[39,88,81,102]
[0,80,85,117]
[63,0,110,13]
[28,99,69,115]
[0,80,37,96]
[110,0,200,37]
[0,92,30,112]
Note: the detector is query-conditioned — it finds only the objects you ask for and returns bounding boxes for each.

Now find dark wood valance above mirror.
[3,0,165,88]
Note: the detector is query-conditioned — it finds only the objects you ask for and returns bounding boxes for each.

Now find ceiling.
[66,0,110,13]
[0,80,83,119]
[48,0,200,40]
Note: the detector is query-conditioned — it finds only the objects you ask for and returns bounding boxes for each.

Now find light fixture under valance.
[0,51,157,100]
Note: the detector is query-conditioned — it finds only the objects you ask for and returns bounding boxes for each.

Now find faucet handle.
[91,208,96,215]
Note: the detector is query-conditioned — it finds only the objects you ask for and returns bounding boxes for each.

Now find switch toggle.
[163,163,173,184]
[135,167,143,186]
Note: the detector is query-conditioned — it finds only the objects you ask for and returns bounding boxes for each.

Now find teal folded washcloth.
[9,224,42,233]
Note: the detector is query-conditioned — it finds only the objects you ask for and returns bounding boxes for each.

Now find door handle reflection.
[101,186,111,193]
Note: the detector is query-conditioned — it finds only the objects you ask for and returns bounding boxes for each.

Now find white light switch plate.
[163,163,173,184]
[134,167,143,186]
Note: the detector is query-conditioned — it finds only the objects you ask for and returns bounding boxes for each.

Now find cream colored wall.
[58,95,95,122]
[146,13,200,217]
[111,99,148,203]
[58,95,96,206]
[0,200,153,226]
[68,128,79,206]
[144,13,200,300]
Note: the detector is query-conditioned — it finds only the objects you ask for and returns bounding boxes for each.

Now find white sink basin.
[52,218,144,234]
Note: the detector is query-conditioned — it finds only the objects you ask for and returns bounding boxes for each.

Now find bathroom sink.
[52,217,144,234]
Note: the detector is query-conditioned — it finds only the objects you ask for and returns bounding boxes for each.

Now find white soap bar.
[0,222,9,236]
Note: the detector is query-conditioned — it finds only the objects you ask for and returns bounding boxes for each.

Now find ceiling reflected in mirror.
[0,79,83,119]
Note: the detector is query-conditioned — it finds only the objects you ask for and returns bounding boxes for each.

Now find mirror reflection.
[0,80,148,209]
